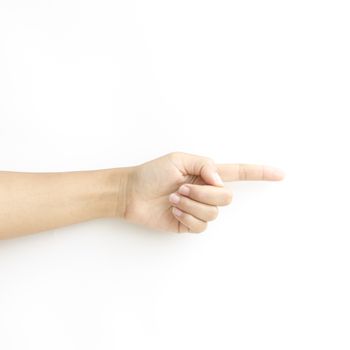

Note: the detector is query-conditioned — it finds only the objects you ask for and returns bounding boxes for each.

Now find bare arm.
[0,152,285,239]
[0,167,132,239]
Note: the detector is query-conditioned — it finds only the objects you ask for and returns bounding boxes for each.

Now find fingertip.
[268,167,286,181]
[178,184,190,196]
[172,207,183,217]
[277,172,286,180]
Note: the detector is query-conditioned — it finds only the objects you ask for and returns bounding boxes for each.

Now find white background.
[0,0,349,349]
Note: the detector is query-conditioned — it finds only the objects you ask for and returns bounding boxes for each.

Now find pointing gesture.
[174,151,284,185]
[0,151,285,239]
[124,152,285,234]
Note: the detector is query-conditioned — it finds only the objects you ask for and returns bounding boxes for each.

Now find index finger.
[217,163,285,181]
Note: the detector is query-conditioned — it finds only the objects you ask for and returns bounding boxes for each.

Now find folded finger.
[171,207,208,233]
[169,193,218,222]
[177,184,233,206]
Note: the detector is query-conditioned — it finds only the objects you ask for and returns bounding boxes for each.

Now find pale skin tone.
[0,152,285,239]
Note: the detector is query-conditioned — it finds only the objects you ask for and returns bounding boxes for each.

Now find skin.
[0,152,285,239]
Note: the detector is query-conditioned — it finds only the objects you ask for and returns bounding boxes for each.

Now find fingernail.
[172,207,182,217]
[169,193,180,204]
[212,172,224,186]
[178,185,190,196]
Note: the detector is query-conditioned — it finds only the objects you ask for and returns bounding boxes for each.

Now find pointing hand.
[122,152,285,233]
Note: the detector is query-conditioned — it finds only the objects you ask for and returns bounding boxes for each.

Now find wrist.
[98,166,135,219]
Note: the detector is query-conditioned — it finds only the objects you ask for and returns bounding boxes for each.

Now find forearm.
[0,167,132,239]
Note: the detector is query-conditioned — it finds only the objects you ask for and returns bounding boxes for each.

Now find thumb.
[172,152,224,187]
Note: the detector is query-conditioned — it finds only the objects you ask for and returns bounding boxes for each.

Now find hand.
[122,152,285,233]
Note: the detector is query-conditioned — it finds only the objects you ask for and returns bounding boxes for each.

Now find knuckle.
[169,151,188,160]
[223,190,233,205]
[208,206,219,221]
[184,183,195,196]
[204,156,215,166]
[169,151,181,159]
[193,221,207,233]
